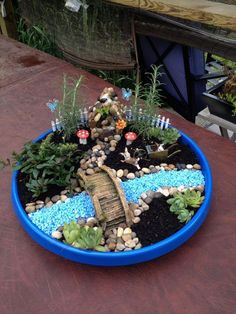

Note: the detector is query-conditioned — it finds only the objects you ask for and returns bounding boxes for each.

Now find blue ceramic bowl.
[12,130,212,266]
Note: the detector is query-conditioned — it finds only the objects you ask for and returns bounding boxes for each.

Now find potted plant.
[11,67,212,266]
[202,70,236,124]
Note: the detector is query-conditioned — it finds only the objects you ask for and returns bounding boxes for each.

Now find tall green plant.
[131,65,163,114]
[129,65,163,135]
[141,65,163,114]
[58,75,84,140]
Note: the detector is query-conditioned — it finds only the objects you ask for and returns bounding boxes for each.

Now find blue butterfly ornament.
[122,88,132,101]
[46,99,58,112]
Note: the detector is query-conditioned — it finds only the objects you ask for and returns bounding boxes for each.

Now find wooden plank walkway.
[78,165,133,229]
[107,0,236,31]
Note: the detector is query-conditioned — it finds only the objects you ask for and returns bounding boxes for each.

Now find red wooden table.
[0,36,236,314]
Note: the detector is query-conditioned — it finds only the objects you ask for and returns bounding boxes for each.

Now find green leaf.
[95,245,106,252]
[32,169,39,178]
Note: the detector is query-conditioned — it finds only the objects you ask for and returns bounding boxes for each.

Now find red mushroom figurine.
[125,132,137,146]
[76,129,89,145]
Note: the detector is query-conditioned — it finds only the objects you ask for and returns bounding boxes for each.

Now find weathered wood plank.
[0,0,17,38]
[101,165,134,225]
[92,195,104,221]
[79,166,132,228]
[135,16,236,61]
[106,0,236,31]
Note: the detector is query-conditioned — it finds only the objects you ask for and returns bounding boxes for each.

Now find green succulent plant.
[182,190,205,208]
[168,194,187,212]
[177,209,194,223]
[146,127,163,140]
[158,128,181,145]
[167,189,204,223]
[63,221,81,244]
[63,222,106,252]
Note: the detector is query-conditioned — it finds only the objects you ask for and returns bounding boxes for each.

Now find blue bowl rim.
[12,129,212,266]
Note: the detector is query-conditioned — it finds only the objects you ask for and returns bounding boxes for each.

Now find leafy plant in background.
[17,17,62,57]
[63,221,106,252]
[94,69,136,90]
[211,54,236,70]
[167,190,204,223]
[233,102,236,116]
[58,75,84,140]
[218,93,236,116]
[13,134,81,197]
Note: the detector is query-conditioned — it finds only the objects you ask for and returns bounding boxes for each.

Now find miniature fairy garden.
[13,67,207,256]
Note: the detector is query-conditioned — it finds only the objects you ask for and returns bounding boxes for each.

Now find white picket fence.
[125,108,170,129]
[51,107,170,131]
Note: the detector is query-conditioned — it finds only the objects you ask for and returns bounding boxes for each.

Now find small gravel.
[29,192,95,235]
[122,170,205,203]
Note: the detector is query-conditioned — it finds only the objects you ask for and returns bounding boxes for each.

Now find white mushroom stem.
[79,138,87,145]
[126,140,133,146]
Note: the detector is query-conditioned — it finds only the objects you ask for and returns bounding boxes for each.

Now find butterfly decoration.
[46,99,58,112]
[121,88,132,101]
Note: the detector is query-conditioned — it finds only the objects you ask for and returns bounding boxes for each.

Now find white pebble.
[133,217,140,224]
[127,173,135,179]
[117,169,124,178]
[114,134,121,141]
[142,167,150,174]
[134,209,142,216]
[123,227,132,235]
[117,227,124,237]
[186,164,193,169]
[116,243,125,251]
[51,231,62,240]
[125,239,136,248]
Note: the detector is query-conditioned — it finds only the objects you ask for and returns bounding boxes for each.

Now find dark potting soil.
[104,135,199,173]
[17,172,63,208]
[132,196,184,247]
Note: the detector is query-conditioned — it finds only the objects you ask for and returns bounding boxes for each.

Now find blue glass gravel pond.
[28,192,95,235]
[28,170,204,235]
[121,169,205,203]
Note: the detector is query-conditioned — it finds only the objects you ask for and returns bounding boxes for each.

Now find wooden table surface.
[106,0,236,31]
[0,35,236,314]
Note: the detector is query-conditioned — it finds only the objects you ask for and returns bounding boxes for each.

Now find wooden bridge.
[78,165,134,229]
